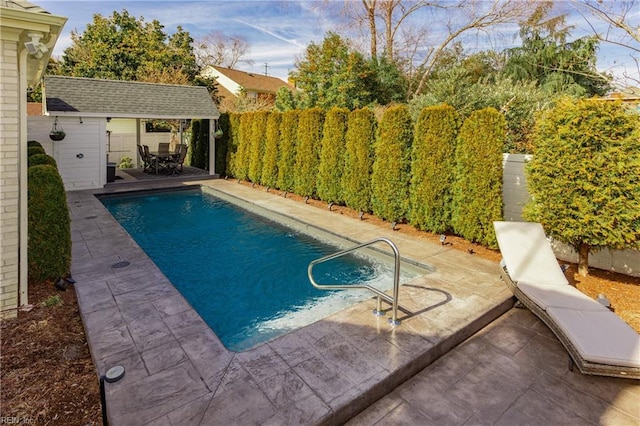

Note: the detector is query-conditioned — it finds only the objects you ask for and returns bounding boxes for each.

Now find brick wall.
[0,39,20,319]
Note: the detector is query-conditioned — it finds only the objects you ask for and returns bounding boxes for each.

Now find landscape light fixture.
[100,365,125,426]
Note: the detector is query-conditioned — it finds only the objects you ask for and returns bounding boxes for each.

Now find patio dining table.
[149,151,178,174]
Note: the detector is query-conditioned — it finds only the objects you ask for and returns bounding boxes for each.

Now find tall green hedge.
[317,107,349,204]
[248,111,269,184]
[294,108,325,198]
[371,105,413,223]
[277,110,299,192]
[226,113,241,178]
[524,97,640,276]
[342,108,376,214]
[451,107,505,247]
[234,113,253,181]
[215,114,230,176]
[197,119,210,170]
[261,112,282,188]
[409,104,459,233]
[190,120,201,166]
[28,165,71,283]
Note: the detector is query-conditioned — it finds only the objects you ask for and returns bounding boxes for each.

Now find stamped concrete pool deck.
[68,179,639,425]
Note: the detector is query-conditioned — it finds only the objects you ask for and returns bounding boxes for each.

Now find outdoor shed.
[28,75,220,190]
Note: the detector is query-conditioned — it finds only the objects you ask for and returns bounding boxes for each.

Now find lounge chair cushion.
[494,221,568,286]
[518,281,609,312]
[547,307,640,368]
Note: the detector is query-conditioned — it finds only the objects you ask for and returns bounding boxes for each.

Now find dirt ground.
[1,181,638,425]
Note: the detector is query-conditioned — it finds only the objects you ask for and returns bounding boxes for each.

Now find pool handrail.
[307,237,401,326]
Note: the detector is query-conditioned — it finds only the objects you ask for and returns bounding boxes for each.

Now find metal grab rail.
[307,237,401,326]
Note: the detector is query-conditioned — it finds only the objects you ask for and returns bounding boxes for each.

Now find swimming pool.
[100,188,404,351]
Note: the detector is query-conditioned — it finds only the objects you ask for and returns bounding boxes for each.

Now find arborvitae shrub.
[28,153,57,168]
[371,105,413,223]
[277,110,299,192]
[294,108,325,198]
[524,97,640,276]
[196,119,210,170]
[215,114,230,176]
[409,104,459,233]
[342,108,376,214]
[28,146,45,157]
[28,165,71,283]
[248,111,269,184]
[226,113,241,178]
[261,112,282,188]
[452,107,505,247]
[28,140,43,148]
[317,107,349,204]
[190,120,201,166]
[234,113,253,181]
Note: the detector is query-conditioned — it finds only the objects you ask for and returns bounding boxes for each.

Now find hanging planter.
[49,117,66,141]
[213,128,224,139]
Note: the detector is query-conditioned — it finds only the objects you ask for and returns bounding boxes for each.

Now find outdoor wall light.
[79,117,83,124]
[24,32,48,59]
[100,365,125,426]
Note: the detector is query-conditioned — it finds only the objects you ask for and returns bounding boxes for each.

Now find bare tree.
[571,0,640,85]
[194,31,253,69]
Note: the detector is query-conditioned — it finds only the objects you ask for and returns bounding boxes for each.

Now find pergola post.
[208,118,216,175]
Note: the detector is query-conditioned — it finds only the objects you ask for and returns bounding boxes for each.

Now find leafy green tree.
[189,120,200,166]
[409,104,459,233]
[291,32,377,110]
[503,3,611,97]
[276,110,299,192]
[294,108,325,197]
[61,10,197,84]
[451,108,505,247]
[215,113,230,176]
[317,107,349,204]
[274,87,299,112]
[342,108,376,215]
[371,105,413,224]
[524,98,640,276]
[261,112,281,188]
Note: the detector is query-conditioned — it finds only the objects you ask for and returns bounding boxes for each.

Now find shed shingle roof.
[44,76,219,119]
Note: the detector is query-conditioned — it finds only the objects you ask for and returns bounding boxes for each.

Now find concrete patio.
[68,179,639,425]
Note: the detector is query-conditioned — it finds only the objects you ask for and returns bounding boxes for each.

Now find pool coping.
[68,179,513,425]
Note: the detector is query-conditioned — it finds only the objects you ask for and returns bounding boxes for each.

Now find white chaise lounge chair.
[494,221,640,379]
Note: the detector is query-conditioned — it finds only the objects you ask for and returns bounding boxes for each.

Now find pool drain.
[111,261,130,269]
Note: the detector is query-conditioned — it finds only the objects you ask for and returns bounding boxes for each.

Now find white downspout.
[18,48,28,307]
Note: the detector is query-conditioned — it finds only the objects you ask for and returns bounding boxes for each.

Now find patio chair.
[493,221,640,379]
[143,145,160,173]
[138,145,153,172]
[166,145,188,175]
[158,142,171,155]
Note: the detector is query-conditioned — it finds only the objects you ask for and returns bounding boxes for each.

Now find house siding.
[0,39,20,319]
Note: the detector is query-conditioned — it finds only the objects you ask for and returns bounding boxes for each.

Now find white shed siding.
[28,116,106,190]
[0,38,20,318]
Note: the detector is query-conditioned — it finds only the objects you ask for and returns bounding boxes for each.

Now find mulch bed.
[1,180,638,424]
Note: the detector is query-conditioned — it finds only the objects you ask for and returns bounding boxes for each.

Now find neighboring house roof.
[44,75,220,119]
[27,102,42,116]
[209,66,293,96]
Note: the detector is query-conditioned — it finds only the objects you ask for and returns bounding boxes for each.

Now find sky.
[36,0,639,86]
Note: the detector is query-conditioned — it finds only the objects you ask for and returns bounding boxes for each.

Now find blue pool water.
[100,188,395,351]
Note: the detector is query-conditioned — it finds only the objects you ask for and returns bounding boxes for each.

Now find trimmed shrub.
[276,110,299,192]
[371,105,413,223]
[189,120,201,166]
[28,153,57,168]
[196,119,210,170]
[226,113,241,178]
[451,107,505,247]
[28,165,71,283]
[409,104,460,233]
[28,146,45,157]
[234,113,253,181]
[248,111,269,184]
[215,113,230,176]
[317,107,349,204]
[28,140,43,148]
[524,97,640,276]
[261,112,282,188]
[342,108,376,214]
[294,108,325,198]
